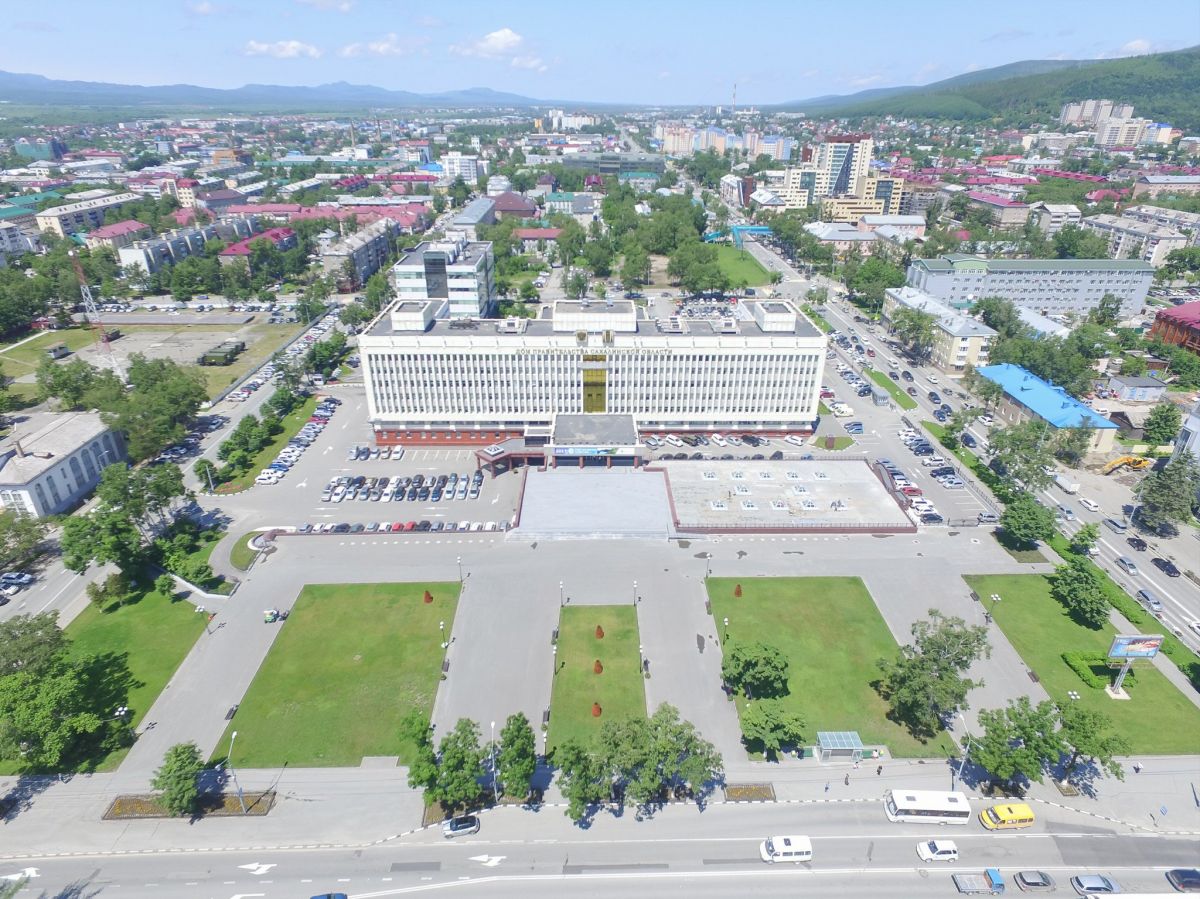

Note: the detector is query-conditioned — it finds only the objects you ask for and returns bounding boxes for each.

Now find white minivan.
[760,835,813,864]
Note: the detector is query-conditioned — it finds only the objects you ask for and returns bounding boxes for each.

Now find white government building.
[359,298,827,447]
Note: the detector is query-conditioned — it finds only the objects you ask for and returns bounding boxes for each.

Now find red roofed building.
[1150,301,1200,356]
[219,227,297,268]
[491,191,538,220]
[513,227,563,253]
[84,219,150,251]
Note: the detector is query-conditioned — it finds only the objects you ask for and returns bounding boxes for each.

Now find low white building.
[359,298,827,444]
[0,412,126,518]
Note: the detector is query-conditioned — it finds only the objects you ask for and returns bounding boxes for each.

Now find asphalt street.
[6,800,1197,899]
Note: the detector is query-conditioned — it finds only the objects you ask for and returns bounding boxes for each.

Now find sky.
[5,0,1198,105]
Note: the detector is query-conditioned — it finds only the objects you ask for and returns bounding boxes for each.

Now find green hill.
[798,47,1200,130]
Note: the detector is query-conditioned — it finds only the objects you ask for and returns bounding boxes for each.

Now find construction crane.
[66,249,123,381]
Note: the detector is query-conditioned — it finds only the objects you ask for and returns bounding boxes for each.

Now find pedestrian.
[844,773,850,786]
[877,765,883,776]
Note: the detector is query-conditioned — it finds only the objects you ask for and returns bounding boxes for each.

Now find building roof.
[0,412,110,484]
[1155,300,1200,328]
[86,219,148,240]
[491,191,537,213]
[913,254,1154,274]
[976,363,1118,430]
[513,227,563,240]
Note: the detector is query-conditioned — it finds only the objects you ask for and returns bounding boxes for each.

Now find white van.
[760,835,813,864]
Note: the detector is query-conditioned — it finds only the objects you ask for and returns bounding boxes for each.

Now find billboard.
[1108,634,1164,659]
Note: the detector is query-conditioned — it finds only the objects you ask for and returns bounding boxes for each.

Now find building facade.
[389,232,495,319]
[320,218,400,287]
[906,254,1154,319]
[882,287,995,375]
[0,413,126,518]
[34,192,140,237]
[358,299,826,444]
[1079,214,1188,267]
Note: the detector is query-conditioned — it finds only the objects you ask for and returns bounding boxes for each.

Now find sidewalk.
[3,750,1198,860]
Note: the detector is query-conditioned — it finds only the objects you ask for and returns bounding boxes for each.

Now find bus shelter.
[816,731,864,763]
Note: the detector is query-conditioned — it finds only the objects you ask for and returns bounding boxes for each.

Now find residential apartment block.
[389,231,496,319]
[34,192,140,237]
[906,254,1154,319]
[1079,214,1188,267]
[320,218,400,288]
[359,299,826,444]
[882,287,995,375]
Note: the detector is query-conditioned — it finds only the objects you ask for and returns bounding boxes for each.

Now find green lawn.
[714,245,771,287]
[0,589,208,773]
[548,605,645,751]
[229,531,261,571]
[965,574,1200,755]
[213,582,459,767]
[217,395,317,491]
[709,577,957,758]
[867,369,918,410]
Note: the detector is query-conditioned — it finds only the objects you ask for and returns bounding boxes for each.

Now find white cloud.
[295,0,354,11]
[243,39,323,59]
[339,32,427,58]
[848,74,884,88]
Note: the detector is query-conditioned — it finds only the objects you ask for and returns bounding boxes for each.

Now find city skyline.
[5,0,1197,106]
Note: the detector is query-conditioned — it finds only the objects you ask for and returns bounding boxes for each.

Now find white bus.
[883,789,972,825]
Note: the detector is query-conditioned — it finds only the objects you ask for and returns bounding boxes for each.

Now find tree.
[1050,556,1111,628]
[432,718,484,809]
[497,712,537,799]
[1052,225,1111,260]
[740,699,805,759]
[1057,704,1129,780]
[999,492,1056,549]
[989,422,1056,492]
[1070,522,1100,555]
[399,710,439,793]
[0,511,46,571]
[555,737,610,821]
[151,741,204,816]
[720,642,790,698]
[972,698,1064,789]
[1142,403,1182,445]
[1138,452,1200,535]
[0,612,67,677]
[877,610,990,738]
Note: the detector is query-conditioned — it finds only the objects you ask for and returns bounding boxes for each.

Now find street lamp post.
[227,730,247,814]
[490,719,499,805]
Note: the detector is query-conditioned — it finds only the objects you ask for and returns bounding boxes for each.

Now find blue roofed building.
[976,363,1118,454]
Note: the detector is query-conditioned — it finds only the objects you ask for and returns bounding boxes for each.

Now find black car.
[961,434,977,448]
[1152,557,1181,578]
[1166,868,1200,892]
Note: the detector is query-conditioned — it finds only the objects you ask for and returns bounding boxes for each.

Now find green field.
[867,369,918,410]
[966,574,1200,755]
[0,588,206,774]
[548,605,645,751]
[714,245,771,287]
[213,582,459,767]
[709,577,957,758]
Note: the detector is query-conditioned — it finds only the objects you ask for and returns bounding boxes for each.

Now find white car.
[1079,498,1101,513]
[916,839,958,863]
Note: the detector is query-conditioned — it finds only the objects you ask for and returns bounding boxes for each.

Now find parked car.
[442,815,479,838]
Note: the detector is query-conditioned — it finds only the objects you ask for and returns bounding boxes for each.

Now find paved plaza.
[658,457,912,532]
